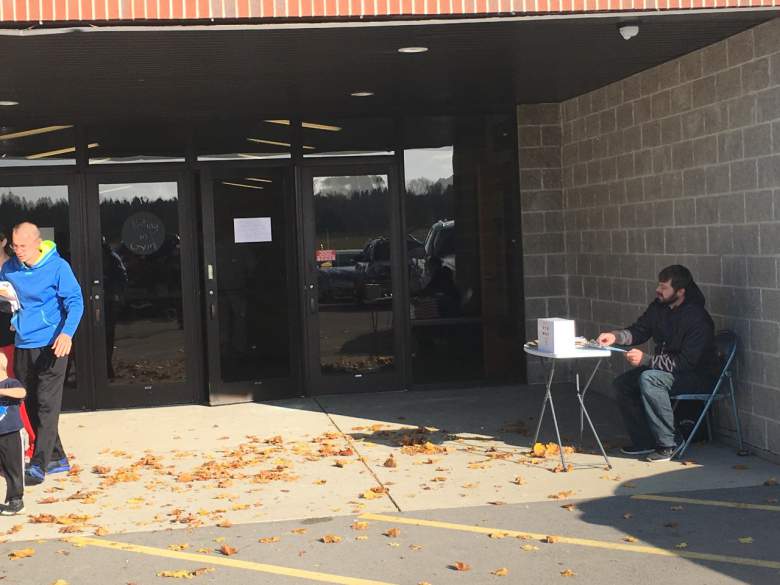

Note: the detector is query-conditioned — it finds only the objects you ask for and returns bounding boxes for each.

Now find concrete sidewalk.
[2,384,777,543]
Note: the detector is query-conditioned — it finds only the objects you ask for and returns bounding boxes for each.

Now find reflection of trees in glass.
[0,190,72,260]
[404,177,454,240]
[314,186,389,248]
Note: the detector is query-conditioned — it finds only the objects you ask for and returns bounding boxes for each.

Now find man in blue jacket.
[598,265,718,463]
[0,222,84,485]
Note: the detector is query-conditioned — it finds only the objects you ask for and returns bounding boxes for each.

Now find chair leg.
[728,377,745,453]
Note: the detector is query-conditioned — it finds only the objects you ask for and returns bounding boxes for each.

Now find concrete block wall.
[517,103,568,383]
[518,17,780,458]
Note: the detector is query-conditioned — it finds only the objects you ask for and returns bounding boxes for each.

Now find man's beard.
[657,291,681,306]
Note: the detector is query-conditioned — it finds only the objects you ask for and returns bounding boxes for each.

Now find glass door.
[200,166,299,404]
[0,175,91,410]
[86,173,202,408]
[300,163,404,395]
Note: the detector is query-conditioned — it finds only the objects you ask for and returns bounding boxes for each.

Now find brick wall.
[519,17,780,458]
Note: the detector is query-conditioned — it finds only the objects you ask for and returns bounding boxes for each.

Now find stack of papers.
[0,281,20,313]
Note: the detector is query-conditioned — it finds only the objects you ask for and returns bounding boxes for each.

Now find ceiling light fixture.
[350,91,374,97]
[265,120,342,132]
[222,181,265,190]
[0,125,73,141]
[26,142,98,160]
[247,138,316,150]
[397,46,428,53]
[245,177,273,183]
[618,24,639,41]
[0,101,19,107]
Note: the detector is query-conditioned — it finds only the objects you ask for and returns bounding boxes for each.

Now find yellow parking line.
[631,494,780,512]
[67,536,398,585]
[358,513,780,571]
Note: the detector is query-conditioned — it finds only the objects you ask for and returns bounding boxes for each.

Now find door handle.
[91,287,103,324]
[309,295,316,314]
[209,303,216,320]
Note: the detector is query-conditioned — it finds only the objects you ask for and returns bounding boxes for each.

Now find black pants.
[14,347,68,471]
[0,431,24,501]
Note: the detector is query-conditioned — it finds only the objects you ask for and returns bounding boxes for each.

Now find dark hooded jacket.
[623,282,719,392]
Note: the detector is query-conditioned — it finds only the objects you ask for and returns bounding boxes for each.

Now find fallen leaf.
[560,569,576,577]
[492,568,509,576]
[93,527,109,536]
[355,535,369,541]
[544,535,560,544]
[622,513,633,519]
[764,478,778,486]
[511,476,525,485]
[451,562,471,571]
[670,505,684,511]
[488,532,508,539]
[418,582,432,585]
[623,536,638,543]
[675,542,688,549]
[548,490,574,500]
[258,536,280,544]
[168,543,190,551]
[157,568,214,578]
[384,528,401,538]
[561,504,576,512]
[520,544,539,551]
[383,456,397,468]
[738,537,754,544]
[320,535,342,544]
[91,465,111,475]
[290,528,308,535]
[360,490,383,500]
[9,548,35,560]
[733,464,749,470]
[218,544,238,556]
[409,544,423,551]
[663,522,679,528]
[216,520,233,528]
[351,522,369,531]
[51,580,69,585]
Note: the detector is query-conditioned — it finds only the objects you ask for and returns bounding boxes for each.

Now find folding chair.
[672,330,745,460]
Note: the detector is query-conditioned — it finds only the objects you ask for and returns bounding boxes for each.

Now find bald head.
[12,222,42,265]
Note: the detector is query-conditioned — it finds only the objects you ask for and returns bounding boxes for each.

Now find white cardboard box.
[537,318,576,354]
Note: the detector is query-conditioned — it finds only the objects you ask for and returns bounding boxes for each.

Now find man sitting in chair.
[597,265,719,462]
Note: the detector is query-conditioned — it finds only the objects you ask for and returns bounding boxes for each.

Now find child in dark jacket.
[0,352,26,515]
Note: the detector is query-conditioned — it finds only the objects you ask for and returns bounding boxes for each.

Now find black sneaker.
[24,464,45,486]
[0,498,25,515]
[646,446,679,463]
[620,445,655,455]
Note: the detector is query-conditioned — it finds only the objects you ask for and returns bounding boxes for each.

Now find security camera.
[619,24,639,41]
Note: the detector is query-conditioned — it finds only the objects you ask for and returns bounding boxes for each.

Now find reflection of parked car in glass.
[354,235,423,302]
[410,220,455,292]
[317,249,362,302]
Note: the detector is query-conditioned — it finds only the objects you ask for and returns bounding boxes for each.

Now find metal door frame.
[199,162,302,404]
[298,157,407,396]
[85,169,204,408]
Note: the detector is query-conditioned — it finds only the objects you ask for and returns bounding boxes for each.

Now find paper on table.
[0,281,20,313]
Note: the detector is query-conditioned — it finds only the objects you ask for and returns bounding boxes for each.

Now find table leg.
[575,369,612,469]
[532,359,555,445]
[546,379,567,471]
[578,360,602,445]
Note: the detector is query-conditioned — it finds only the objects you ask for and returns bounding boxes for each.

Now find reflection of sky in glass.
[99,182,178,202]
[0,185,68,202]
[404,147,453,188]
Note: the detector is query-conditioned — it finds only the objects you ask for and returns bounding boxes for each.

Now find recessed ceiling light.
[398,46,428,53]
[0,101,19,106]
[350,91,374,97]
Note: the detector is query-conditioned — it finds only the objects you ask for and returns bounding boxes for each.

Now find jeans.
[614,368,677,449]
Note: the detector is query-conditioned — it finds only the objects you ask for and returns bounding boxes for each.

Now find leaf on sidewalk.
[320,534,342,543]
[9,548,35,560]
[218,544,237,556]
[450,562,471,571]
[738,537,754,544]
[383,528,400,538]
[492,568,509,576]
[675,542,688,549]
[560,569,576,577]
[157,568,214,578]
[258,536,280,544]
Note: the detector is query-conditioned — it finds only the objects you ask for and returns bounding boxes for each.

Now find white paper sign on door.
[233,217,272,243]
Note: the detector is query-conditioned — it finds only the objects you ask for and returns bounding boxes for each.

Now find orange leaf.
[544,535,560,544]
[383,456,397,468]
[451,562,471,571]
[91,465,111,475]
[561,569,576,577]
[492,568,509,576]
[383,528,400,538]
[320,534,342,544]
[258,536,280,544]
[9,548,35,560]
[218,544,238,556]
[351,522,369,531]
